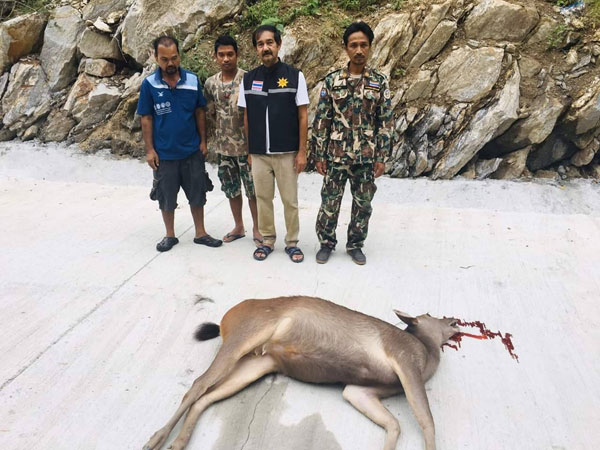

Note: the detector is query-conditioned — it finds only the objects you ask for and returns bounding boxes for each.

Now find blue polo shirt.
[137,68,207,160]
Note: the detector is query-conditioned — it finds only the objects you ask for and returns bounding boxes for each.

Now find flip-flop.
[193,235,223,247]
[223,233,245,243]
[253,245,273,261]
[285,246,304,263]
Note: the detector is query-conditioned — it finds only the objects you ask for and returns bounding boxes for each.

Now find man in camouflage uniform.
[312,21,393,265]
[204,35,262,244]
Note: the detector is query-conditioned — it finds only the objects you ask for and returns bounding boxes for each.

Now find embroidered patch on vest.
[277,77,289,88]
[252,80,264,91]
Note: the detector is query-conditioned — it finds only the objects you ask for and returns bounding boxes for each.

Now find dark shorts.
[150,150,207,211]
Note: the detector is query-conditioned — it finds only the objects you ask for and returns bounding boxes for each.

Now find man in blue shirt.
[137,36,222,251]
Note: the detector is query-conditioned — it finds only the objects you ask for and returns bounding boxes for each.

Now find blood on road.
[442,318,519,362]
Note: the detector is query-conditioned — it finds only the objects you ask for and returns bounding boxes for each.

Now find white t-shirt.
[238,71,309,154]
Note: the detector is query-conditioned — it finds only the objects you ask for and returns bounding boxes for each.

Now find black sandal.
[285,246,304,263]
[253,245,273,261]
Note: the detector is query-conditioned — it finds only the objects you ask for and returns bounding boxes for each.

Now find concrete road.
[1,141,599,450]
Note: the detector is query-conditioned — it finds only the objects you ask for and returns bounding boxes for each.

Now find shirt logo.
[252,80,264,91]
[154,102,172,115]
[367,80,380,90]
[277,77,288,88]
[157,91,164,97]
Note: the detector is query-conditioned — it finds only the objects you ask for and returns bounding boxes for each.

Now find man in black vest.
[238,25,309,263]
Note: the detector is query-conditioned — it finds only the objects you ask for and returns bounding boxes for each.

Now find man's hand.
[247,154,252,167]
[295,151,307,174]
[146,148,159,170]
[200,141,208,157]
[316,160,327,176]
[374,162,385,178]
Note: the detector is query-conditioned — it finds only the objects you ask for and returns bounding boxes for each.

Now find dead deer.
[143,296,460,450]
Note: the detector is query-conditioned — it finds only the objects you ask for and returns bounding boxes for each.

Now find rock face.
[39,6,85,91]
[0,13,46,73]
[465,0,540,42]
[121,0,245,65]
[1,60,51,132]
[370,13,413,76]
[435,46,504,102]
[433,64,521,179]
[0,0,598,180]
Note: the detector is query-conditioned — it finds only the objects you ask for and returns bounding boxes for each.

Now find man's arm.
[374,76,393,178]
[140,116,159,170]
[312,79,333,176]
[195,108,208,156]
[295,104,308,173]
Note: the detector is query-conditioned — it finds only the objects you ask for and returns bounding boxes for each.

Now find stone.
[519,56,542,78]
[64,73,99,114]
[435,46,504,102]
[527,133,576,171]
[0,13,46,73]
[71,83,121,129]
[527,17,558,46]
[465,0,539,42]
[0,72,8,98]
[570,139,599,167]
[475,158,502,179]
[370,13,413,77]
[82,0,129,21]
[491,147,531,179]
[432,63,520,179]
[404,70,435,102]
[534,169,558,180]
[39,109,76,142]
[561,81,600,137]
[121,0,245,65]
[83,59,117,77]
[405,1,452,63]
[0,127,17,141]
[1,60,51,132]
[494,94,566,152]
[78,29,122,60]
[39,6,86,91]
[409,20,457,68]
[21,124,38,141]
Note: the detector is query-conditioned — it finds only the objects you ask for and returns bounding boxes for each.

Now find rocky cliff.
[1,0,599,181]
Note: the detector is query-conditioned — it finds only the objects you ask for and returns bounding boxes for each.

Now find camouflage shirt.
[312,65,393,164]
[204,68,247,156]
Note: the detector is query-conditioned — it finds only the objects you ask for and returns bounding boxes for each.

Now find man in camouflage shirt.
[204,35,262,245]
[312,22,393,265]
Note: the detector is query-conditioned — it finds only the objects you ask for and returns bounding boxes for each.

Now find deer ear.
[394,310,418,326]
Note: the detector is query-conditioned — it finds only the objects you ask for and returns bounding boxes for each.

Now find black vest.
[243,60,300,154]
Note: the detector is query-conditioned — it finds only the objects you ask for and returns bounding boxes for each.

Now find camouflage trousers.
[315,162,377,251]
[217,154,255,199]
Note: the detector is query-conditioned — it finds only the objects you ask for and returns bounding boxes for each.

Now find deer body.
[143,296,459,450]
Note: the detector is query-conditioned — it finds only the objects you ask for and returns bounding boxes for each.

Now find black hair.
[153,35,179,55]
[214,35,238,54]
[252,25,282,47]
[342,21,374,46]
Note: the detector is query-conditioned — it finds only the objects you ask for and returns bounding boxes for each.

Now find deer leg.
[166,354,278,450]
[343,385,403,450]
[143,328,276,450]
[388,359,436,450]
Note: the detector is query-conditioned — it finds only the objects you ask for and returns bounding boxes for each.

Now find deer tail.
[194,322,220,341]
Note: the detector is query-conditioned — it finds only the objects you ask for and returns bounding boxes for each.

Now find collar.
[153,67,186,86]
[341,64,372,80]
[263,58,282,73]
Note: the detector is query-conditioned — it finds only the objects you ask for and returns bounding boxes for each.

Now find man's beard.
[165,65,178,75]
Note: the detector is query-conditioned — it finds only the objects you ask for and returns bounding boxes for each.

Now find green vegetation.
[1,0,53,19]
[392,0,404,10]
[547,23,570,49]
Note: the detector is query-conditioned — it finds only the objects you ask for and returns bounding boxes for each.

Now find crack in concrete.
[0,199,226,393]
[239,375,276,450]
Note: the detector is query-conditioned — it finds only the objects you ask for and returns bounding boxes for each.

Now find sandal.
[193,235,223,247]
[253,245,273,261]
[285,246,304,263]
